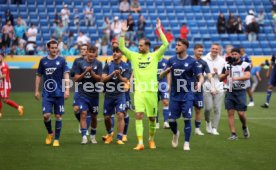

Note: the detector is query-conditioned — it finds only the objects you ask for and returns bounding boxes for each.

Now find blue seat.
[253,48,263,55]
[263,48,272,55]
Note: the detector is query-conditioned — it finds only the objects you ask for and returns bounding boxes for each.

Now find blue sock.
[117,133,123,140]
[169,120,178,134]
[266,90,272,104]
[44,118,53,134]
[111,115,115,130]
[55,119,62,140]
[90,128,96,136]
[106,128,113,134]
[74,111,80,122]
[195,120,201,128]
[81,128,87,137]
[123,115,129,135]
[184,120,192,142]
[86,114,91,131]
[250,96,254,102]
[163,106,169,122]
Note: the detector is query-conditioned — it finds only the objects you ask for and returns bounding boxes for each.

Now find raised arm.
[154,18,169,60]
[119,21,135,60]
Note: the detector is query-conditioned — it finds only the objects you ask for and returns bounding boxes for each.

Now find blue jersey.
[241,54,252,65]
[37,56,69,98]
[103,60,131,96]
[75,59,103,98]
[251,66,261,76]
[70,57,84,77]
[195,58,210,94]
[157,58,167,83]
[166,56,202,101]
[271,55,276,73]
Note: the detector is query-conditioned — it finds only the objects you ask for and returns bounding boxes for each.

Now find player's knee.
[73,106,79,113]
[55,114,62,120]
[116,112,124,120]
[135,112,143,119]
[104,115,111,120]
[149,117,155,122]
[163,100,169,107]
[43,114,51,121]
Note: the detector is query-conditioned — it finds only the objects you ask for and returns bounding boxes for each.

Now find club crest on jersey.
[147,57,151,61]
[45,68,57,75]
[162,63,166,67]
[174,69,184,76]
[184,63,189,67]
[56,61,60,65]
[84,72,91,78]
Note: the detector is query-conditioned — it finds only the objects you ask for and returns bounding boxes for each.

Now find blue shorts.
[72,92,80,106]
[42,97,64,115]
[169,100,193,119]
[125,91,131,110]
[269,72,276,86]
[225,90,247,111]
[193,92,204,109]
[79,96,99,115]
[158,83,169,101]
[104,94,126,116]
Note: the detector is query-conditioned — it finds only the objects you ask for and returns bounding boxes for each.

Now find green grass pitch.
[0,92,276,170]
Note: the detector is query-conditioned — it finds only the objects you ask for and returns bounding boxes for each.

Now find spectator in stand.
[110,16,122,40]
[273,10,276,32]
[181,0,192,5]
[257,10,265,33]
[95,39,101,55]
[16,44,25,55]
[5,10,14,26]
[69,44,79,55]
[54,21,66,40]
[234,16,244,34]
[137,15,146,40]
[73,8,80,31]
[61,44,70,56]
[165,29,174,49]
[9,44,16,56]
[76,31,90,45]
[27,23,37,44]
[60,4,70,28]
[217,13,226,34]
[120,0,130,13]
[18,17,27,30]
[245,10,255,28]
[14,36,26,47]
[180,23,189,39]
[84,1,95,26]
[101,28,109,56]
[227,13,236,34]
[54,13,60,26]
[126,14,135,42]
[1,21,14,47]
[14,19,25,39]
[67,32,75,48]
[102,17,111,43]
[223,45,233,59]
[26,42,36,55]
[36,46,45,56]
[130,0,141,13]
[129,41,138,52]
[58,38,64,52]
[201,0,211,5]
[246,18,259,42]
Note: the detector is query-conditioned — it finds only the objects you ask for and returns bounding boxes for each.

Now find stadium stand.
[0,0,275,56]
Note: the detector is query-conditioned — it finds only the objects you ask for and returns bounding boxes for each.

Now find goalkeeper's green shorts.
[134,91,158,117]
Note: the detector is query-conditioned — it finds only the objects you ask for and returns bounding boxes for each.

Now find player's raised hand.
[85,66,92,73]
[156,18,161,29]
[35,91,40,101]
[121,21,129,32]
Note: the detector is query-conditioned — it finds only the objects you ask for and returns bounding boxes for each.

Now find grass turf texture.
[0,92,276,170]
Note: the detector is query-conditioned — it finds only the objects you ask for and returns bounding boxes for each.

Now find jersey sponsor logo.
[45,68,57,75]
[139,62,150,68]
[174,69,184,76]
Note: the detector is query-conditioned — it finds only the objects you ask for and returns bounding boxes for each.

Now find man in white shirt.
[119,0,130,13]
[203,43,226,135]
[84,1,95,26]
[245,10,255,26]
[27,23,37,43]
[61,4,70,28]
[110,16,121,40]
[76,32,90,45]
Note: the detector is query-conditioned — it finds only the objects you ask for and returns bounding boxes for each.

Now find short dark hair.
[194,44,204,50]
[139,38,151,47]
[81,43,89,48]
[46,39,58,48]
[88,45,98,53]
[153,45,160,51]
[113,47,122,53]
[231,48,241,54]
[177,38,189,48]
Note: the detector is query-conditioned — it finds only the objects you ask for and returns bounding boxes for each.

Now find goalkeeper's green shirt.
[119,31,168,92]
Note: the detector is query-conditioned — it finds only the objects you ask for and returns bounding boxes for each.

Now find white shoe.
[172,130,180,148]
[183,142,190,151]
[156,123,160,129]
[163,122,170,129]
[206,122,212,134]
[247,102,255,107]
[211,128,219,135]
[90,135,97,144]
[195,128,204,135]
[81,136,88,144]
